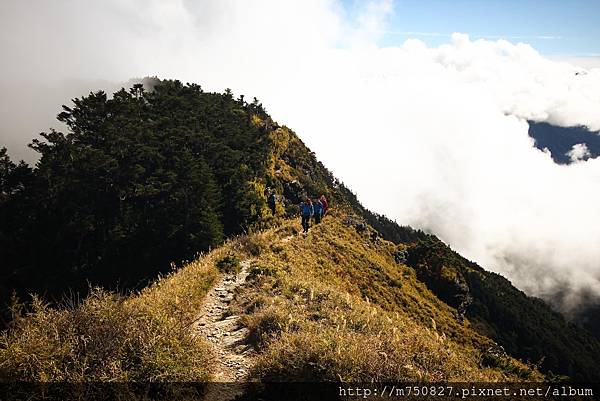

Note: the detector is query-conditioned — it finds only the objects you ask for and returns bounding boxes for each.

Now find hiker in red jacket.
[320,195,329,217]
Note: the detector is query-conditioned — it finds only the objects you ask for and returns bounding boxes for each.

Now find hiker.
[300,198,313,233]
[313,198,323,224]
[320,195,329,217]
[268,191,277,215]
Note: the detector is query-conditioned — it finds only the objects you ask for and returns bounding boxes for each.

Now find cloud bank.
[1,0,600,312]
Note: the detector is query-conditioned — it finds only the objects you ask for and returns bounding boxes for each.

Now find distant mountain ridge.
[528,121,600,163]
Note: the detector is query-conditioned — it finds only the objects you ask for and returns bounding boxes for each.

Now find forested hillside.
[0,80,359,311]
[404,237,600,381]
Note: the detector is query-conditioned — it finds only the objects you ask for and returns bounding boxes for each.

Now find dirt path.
[195,259,254,385]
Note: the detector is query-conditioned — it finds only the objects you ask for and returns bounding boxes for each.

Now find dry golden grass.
[231,211,541,382]
[0,236,250,383]
[0,289,212,382]
[0,211,540,387]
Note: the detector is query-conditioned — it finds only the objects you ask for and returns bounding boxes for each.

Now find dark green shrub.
[215,255,241,274]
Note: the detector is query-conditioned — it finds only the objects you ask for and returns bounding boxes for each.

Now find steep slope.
[404,237,600,381]
[228,214,539,383]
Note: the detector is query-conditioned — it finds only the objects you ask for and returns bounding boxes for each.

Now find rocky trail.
[194,259,254,393]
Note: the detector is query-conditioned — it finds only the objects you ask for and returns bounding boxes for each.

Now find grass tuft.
[216,254,241,274]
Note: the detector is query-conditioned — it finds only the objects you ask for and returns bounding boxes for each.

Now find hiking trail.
[194,259,254,385]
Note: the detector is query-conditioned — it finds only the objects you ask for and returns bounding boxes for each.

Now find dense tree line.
[405,237,600,382]
[0,79,376,317]
[0,81,274,310]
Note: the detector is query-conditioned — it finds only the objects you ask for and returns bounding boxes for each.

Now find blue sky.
[343,0,600,57]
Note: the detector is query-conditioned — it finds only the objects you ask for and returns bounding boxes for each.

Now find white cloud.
[547,55,600,70]
[383,32,563,41]
[567,143,592,162]
[2,0,600,311]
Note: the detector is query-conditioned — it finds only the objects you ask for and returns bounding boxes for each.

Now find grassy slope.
[0,213,540,385]
[230,212,540,382]
[0,243,229,382]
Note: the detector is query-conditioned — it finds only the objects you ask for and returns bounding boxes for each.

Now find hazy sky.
[1,0,600,311]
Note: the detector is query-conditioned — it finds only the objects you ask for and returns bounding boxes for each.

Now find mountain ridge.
[1,79,599,389]
[528,120,600,164]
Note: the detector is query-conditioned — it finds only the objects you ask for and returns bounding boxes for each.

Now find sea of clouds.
[1,0,600,312]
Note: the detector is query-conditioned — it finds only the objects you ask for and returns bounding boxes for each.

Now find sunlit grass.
[232,211,541,382]
[0,211,540,385]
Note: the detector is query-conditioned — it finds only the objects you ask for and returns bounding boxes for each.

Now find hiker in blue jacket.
[300,198,314,233]
[313,198,323,225]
